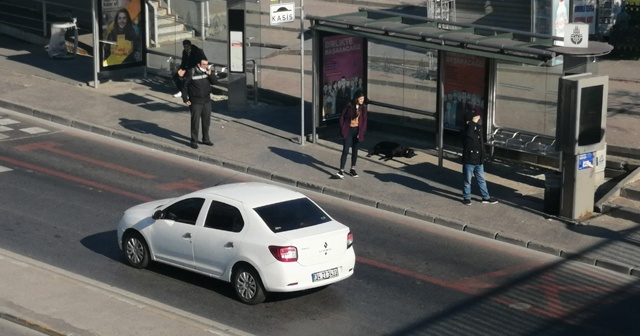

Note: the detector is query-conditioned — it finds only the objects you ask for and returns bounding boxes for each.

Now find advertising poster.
[573,0,596,35]
[321,35,365,121]
[229,31,244,72]
[443,52,486,130]
[99,0,144,70]
[553,0,570,46]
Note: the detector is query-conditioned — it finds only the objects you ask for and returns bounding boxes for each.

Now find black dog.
[367,141,417,161]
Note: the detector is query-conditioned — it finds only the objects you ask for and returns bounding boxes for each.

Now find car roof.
[192,182,305,208]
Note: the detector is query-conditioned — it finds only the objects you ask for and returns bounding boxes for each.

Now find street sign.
[270,3,295,25]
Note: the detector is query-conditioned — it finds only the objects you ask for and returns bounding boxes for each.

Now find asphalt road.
[1,111,640,336]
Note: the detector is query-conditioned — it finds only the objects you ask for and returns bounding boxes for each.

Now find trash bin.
[544,171,562,215]
[48,19,78,59]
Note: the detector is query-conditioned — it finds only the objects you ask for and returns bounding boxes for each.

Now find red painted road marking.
[16,141,156,179]
[0,155,153,202]
[157,178,203,191]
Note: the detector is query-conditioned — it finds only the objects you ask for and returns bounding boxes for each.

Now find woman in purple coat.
[336,91,368,179]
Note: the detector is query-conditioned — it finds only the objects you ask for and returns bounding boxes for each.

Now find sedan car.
[117,182,355,304]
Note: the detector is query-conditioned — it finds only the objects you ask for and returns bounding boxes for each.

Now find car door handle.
[182,233,192,239]
[224,242,234,248]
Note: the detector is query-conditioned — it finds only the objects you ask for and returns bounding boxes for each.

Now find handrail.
[33,0,91,36]
[145,0,159,47]
[367,99,435,117]
[147,49,259,104]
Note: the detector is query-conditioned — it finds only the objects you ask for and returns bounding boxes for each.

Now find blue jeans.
[463,163,490,200]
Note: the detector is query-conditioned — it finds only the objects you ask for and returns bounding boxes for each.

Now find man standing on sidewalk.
[461,109,497,205]
[172,40,207,98]
[181,58,216,149]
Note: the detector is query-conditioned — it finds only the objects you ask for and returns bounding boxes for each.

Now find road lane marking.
[0,118,19,126]
[0,165,12,173]
[0,126,12,132]
[157,178,203,191]
[0,155,153,202]
[20,127,49,134]
[16,141,156,179]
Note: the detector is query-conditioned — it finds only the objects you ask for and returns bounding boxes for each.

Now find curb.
[0,311,66,336]
[1,98,639,284]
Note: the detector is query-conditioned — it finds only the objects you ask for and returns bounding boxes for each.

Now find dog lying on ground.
[366,141,417,161]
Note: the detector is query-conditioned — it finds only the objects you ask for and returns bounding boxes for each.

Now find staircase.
[148,0,194,46]
[598,165,640,222]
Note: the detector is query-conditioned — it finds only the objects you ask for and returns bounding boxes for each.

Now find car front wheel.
[233,266,266,305]
[123,232,150,269]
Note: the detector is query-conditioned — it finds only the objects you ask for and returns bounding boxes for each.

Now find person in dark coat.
[461,109,497,205]
[181,58,217,149]
[335,91,368,179]
[173,40,207,98]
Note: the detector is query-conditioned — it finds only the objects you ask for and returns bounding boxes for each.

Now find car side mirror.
[152,210,164,220]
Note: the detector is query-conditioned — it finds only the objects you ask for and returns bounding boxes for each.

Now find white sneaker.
[173,91,182,98]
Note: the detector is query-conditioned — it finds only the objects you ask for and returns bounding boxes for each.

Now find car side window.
[163,198,205,225]
[204,201,244,233]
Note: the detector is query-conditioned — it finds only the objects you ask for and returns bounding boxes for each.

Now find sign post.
[271,1,305,145]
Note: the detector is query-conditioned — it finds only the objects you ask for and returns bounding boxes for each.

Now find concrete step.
[148,0,168,16]
[621,179,640,202]
[157,22,187,35]
[602,197,640,222]
[157,31,194,44]
[157,16,178,26]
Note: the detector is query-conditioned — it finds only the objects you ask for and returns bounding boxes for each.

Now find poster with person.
[321,34,365,121]
[99,0,144,70]
[443,52,487,130]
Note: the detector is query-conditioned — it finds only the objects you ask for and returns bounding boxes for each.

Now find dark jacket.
[181,67,216,104]
[339,102,368,141]
[462,120,486,165]
[179,45,207,71]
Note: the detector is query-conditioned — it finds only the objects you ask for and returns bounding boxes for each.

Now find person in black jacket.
[461,110,498,205]
[181,58,216,149]
[172,40,207,98]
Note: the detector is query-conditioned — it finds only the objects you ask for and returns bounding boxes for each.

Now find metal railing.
[35,0,90,36]
[148,49,259,104]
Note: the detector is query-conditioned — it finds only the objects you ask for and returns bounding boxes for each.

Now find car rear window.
[254,197,331,233]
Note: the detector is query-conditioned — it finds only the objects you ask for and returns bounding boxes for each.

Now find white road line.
[20,127,49,134]
[0,165,12,173]
[0,126,13,132]
[0,118,20,126]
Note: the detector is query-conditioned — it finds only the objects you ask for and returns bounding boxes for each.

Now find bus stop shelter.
[307,7,612,167]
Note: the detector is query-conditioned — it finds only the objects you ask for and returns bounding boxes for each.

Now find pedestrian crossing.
[0,117,51,140]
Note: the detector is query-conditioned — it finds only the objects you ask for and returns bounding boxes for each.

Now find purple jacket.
[339,102,368,141]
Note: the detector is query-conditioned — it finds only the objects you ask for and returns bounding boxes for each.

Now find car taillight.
[347,232,354,248]
[269,246,298,262]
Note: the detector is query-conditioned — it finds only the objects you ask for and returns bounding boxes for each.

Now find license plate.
[312,268,339,282]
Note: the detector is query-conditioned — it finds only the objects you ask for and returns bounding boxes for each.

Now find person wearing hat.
[461,109,497,205]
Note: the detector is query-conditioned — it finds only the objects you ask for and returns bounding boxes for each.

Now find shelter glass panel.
[367,41,437,133]
[494,62,564,136]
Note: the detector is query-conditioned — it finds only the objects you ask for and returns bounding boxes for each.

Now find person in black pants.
[181,58,217,149]
[336,91,368,179]
[173,40,207,98]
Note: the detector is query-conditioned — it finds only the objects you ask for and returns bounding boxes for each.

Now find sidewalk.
[1,33,640,335]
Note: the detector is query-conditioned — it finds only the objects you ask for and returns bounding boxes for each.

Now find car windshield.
[254,197,331,233]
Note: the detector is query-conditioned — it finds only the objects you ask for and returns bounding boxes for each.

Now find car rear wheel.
[233,266,266,305]
[123,232,150,269]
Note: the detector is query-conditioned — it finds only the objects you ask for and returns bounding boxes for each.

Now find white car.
[117,182,355,304]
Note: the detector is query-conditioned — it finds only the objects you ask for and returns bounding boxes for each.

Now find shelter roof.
[307,8,613,66]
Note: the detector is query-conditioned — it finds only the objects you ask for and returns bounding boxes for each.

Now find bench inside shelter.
[488,127,559,159]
